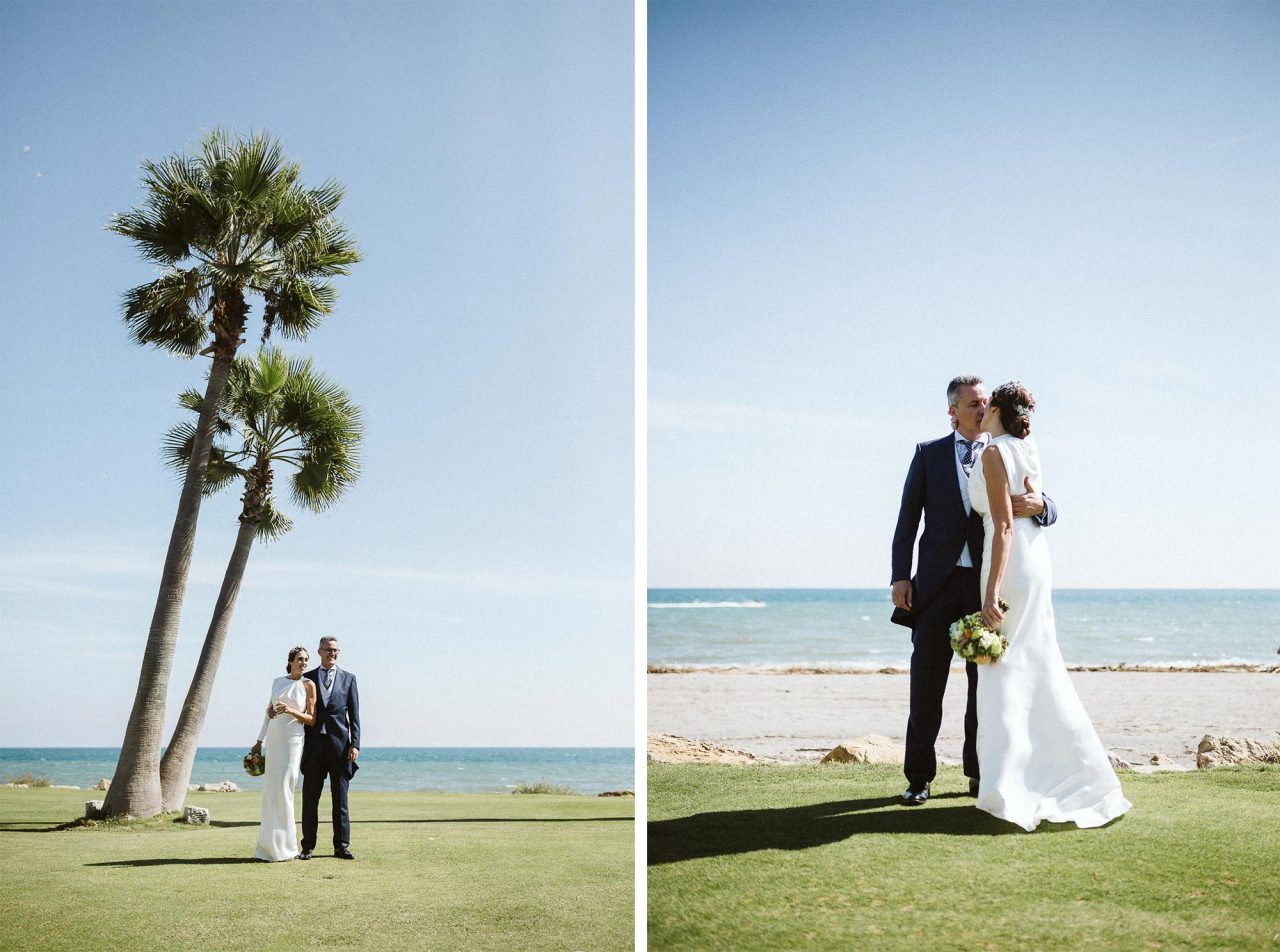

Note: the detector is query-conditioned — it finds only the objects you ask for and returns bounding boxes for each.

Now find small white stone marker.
[184,806,210,825]
[85,800,104,819]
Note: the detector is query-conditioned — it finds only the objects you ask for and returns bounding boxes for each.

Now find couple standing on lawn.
[250,635,361,861]
[890,375,1130,831]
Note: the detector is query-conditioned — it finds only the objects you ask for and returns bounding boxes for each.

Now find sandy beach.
[648,670,1280,767]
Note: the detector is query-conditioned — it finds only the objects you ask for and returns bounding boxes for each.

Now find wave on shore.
[648,660,1280,675]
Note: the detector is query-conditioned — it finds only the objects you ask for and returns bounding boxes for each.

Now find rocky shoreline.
[648,670,1280,768]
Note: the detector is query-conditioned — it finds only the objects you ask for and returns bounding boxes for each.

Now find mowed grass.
[0,787,633,951]
[649,764,1280,951]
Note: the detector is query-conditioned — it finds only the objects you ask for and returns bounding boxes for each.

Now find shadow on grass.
[650,793,1039,865]
[346,817,634,824]
[85,857,262,867]
[1,816,633,834]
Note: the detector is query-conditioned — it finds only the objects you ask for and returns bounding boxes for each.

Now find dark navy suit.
[301,666,360,852]
[891,433,1056,786]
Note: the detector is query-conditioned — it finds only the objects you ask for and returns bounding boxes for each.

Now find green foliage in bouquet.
[243,751,265,777]
[950,599,1010,664]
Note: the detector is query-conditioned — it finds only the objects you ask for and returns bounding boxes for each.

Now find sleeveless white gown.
[254,675,307,861]
[968,434,1132,831]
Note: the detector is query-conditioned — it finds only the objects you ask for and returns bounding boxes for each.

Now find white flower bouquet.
[243,750,266,777]
[949,599,1010,664]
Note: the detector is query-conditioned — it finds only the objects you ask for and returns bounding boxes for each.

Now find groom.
[299,635,360,859]
[890,375,1056,806]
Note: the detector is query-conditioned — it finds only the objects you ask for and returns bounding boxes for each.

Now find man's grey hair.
[947,375,983,407]
[318,635,339,649]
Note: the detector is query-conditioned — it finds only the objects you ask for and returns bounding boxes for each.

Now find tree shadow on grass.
[649,793,1059,865]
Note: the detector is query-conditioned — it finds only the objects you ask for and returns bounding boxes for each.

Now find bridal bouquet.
[949,599,1010,664]
[243,750,265,777]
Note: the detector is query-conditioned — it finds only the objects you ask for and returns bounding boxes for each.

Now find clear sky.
[1,1,634,747]
[649,0,1279,589]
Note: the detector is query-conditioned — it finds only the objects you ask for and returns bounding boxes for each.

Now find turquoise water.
[0,747,634,795]
[648,589,1280,668]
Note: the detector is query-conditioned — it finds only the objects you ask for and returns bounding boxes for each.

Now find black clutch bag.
[889,580,918,629]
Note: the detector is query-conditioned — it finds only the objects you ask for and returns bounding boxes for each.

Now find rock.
[192,780,240,793]
[184,806,210,825]
[52,785,80,790]
[819,735,902,765]
[647,734,762,765]
[1107,754,1132,772]
[597,790,635,797]
[92,778,111,791]
[85,800,104,819]
[1196,734,1280,769]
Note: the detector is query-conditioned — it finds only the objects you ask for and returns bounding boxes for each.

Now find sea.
[0,747,634,795]
[648,588,1280,669]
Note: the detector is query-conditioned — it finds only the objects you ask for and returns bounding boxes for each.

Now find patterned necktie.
[958,438,981,476]
[324,668,335,690]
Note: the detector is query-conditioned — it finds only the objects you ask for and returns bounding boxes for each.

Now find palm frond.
[176,388,205,414]
[252,499,294,542]
[121,270,209,356]
[160,421,239,494]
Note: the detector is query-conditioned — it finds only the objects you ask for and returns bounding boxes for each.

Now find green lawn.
[0,788,634,951]
[649,764,1280,951]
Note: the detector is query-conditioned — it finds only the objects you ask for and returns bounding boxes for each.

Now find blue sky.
[649,0,1278,589]
[1,1,633,746]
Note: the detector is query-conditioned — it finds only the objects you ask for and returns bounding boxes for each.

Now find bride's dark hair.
[989,381,1035,438]
[286,646,309,672]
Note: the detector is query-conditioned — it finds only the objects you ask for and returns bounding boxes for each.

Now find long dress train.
[969,434,1132,832]
[254,675,307,860]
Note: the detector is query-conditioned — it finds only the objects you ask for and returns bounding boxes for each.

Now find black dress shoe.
[902,782,929,806]
[968,778,980,797]
[298,850,312,861]
[334,847,355,860]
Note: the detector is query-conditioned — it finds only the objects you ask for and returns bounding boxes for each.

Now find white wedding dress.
[254,675,307,861]
[969,434,1132,831]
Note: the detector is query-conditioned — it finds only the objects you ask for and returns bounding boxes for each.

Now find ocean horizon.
[0,747,634,796]
[649,588,1280,669]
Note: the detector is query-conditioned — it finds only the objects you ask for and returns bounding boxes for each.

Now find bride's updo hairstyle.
[989,381,1035,439]
[286,645,309,672]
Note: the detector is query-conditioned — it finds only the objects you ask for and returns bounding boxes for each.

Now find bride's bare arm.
[278,680,318,726]
[981,445,1014,629]
[301,680,317,725]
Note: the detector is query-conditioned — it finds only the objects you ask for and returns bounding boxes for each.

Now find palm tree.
[104,130,359,818]
[157,349,362,810]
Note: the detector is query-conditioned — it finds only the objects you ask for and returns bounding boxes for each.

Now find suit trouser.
[904,566,980,785]
[301,753,351,851]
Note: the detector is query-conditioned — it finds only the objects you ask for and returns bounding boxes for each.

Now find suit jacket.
[889,434,1059,627]
[302,666,360,778]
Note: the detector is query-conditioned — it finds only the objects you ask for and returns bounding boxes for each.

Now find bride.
[251,646,316,860]
[969,382,1132,831]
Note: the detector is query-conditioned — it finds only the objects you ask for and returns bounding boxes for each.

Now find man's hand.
[1010,477,1044,518]
[347,746,359,764]
[266,703,277,719]
[891,580,913,612]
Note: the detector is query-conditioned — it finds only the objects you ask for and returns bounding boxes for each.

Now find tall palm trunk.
[158,516,258,811]
[104,295,246,818]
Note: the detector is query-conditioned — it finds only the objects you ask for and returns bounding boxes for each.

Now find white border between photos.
[633,0,648,947]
